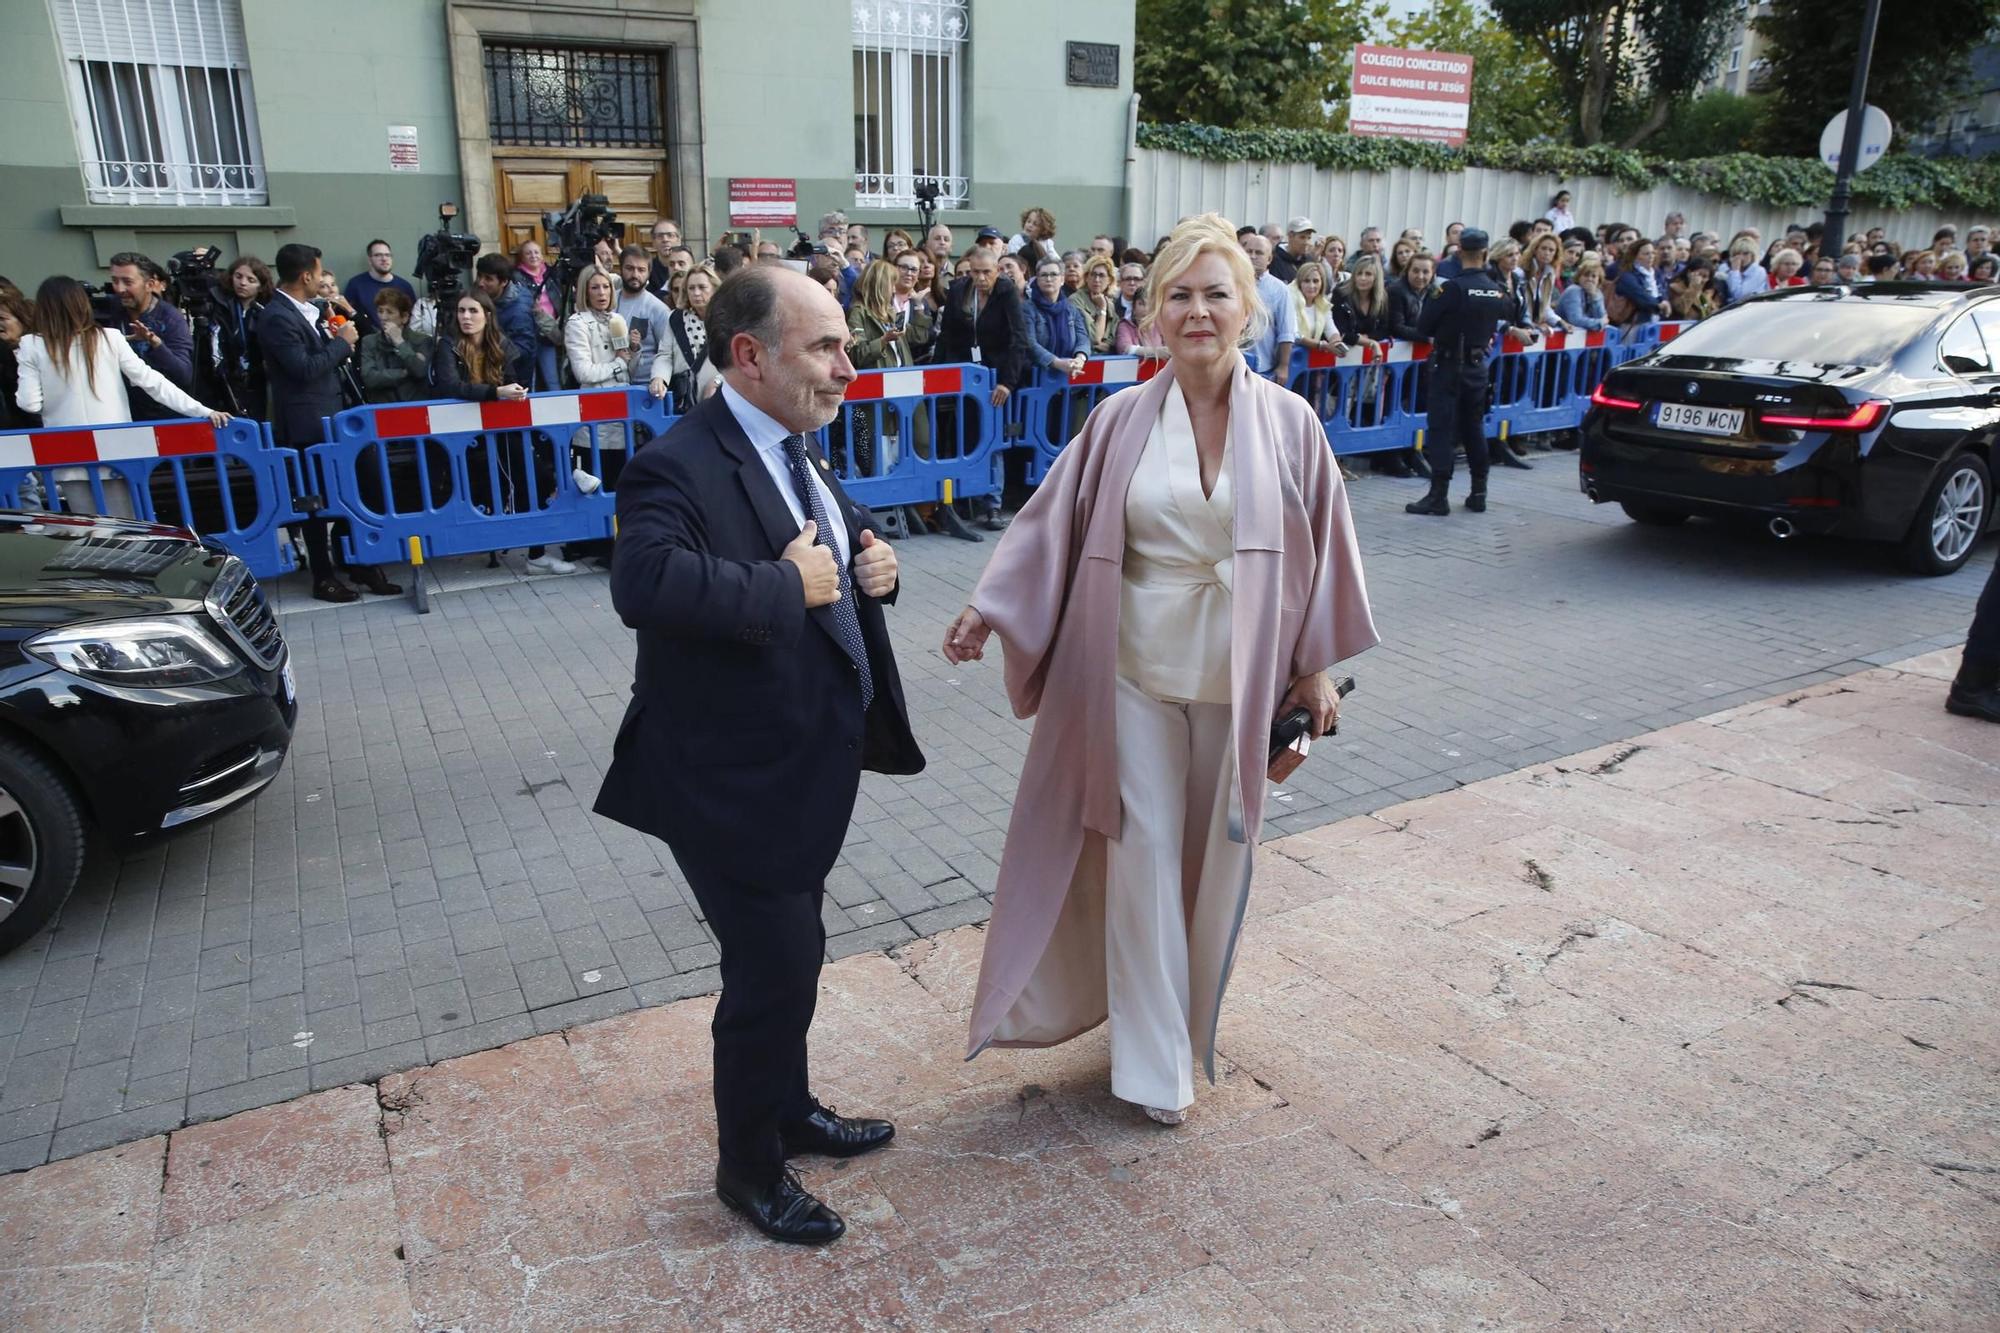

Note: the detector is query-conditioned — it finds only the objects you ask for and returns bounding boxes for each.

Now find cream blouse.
[1118,380,1235,705]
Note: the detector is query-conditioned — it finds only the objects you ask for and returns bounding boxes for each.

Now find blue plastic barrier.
[1016,356,1162,482]
[310,387,671,565]
[0,416,306,579]
[826,362,1005,508]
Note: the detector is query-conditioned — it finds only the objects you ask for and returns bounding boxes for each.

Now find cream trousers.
[1105,673,1250,1112]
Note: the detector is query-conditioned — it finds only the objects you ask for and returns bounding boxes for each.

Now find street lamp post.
[1823,0,1885,257]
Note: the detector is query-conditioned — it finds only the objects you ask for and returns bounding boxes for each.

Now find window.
[50,0,265,205]
[1727,46,1742,72]
[1938,314,1990,376]
[1664,295,1940,369]
[853,1,968,210]
[484,45,665,149]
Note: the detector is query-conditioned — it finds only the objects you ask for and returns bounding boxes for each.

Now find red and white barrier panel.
[0,421,217,469]
[1303,341,1431,369]
[1070,357,1164,385]
[370,390,628,439]
[1655,321,1692,342]
[1502,329,1613,354]
[845,367,969,400]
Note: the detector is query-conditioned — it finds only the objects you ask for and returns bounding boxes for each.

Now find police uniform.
[1407,230,1521,515]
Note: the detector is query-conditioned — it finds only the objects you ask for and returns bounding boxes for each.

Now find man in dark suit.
[262,243,398,603]
[932,247,1028,523]
[594,265,925,1245]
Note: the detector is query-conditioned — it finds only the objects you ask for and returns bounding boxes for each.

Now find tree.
[1751,0,1992,156]
[1647,90,1768,160]
[1489,0,1738,146]
[1134,0,1378,128]
[1384,0,1565,144]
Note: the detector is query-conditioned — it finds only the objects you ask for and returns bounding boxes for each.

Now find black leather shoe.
[311,578,358,604]
[1946,664,2000,723]
[782,1102,895,1158]
[716,1163,845,1245]
[348,565,402,596]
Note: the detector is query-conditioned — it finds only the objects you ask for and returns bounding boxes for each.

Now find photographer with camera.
[15,276,227,516]
[108,252,196,421]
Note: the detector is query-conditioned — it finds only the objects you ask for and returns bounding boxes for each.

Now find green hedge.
[1135,123,2000,213]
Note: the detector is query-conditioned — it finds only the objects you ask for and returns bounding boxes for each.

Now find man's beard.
[622,278,644,293]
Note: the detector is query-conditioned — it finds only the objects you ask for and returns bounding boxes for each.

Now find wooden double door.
[492,150,672,261]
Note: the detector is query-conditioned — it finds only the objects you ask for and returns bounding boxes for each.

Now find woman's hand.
[649,376,668,399]
[1285,671,1342,736]
[207,411,232,428]
[942,605,992,664]
[498,384,528,400]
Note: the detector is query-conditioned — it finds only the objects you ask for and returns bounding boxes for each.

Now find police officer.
[1406,229,1540,516]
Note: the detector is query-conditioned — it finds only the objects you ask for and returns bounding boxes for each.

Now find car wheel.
[0,741,86,956]
[1903,452,1991,576]
[1620,502,1691,526]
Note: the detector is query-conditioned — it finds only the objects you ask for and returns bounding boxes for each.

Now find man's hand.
[990,384,1011,407]
[334,320,360,347]
[782,520,841,607]
[852,529,897,597]
[942,605,991,664]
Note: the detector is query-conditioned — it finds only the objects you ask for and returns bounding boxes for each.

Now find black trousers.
[1425,367,1489,490]
[285,442,351,582]
[677,855,826,1184]
[1966,553,2000,669]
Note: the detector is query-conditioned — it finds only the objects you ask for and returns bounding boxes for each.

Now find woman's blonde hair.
[855,259,898,322]
[1079,254,1117,294]
[1338,254,1388,319]
[1139,212,1267,350]
[1729,237,1760,262]
[1573,255,1605,283]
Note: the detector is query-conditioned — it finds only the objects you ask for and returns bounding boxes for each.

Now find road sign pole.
[1823,0,1884,260]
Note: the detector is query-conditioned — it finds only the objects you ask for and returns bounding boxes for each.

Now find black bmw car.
[1580,283,2000,574]
[0,513,296,953]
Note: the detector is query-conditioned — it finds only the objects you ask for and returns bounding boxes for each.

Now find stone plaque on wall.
[1066,41,1119,89]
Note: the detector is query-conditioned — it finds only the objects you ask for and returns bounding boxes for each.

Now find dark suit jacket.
[1385,277,1436,341]
[593,391,925,889]
[260,296,352,448]
[932,276,1028,388]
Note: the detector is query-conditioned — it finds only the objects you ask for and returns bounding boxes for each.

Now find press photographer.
[412,202,481,334]
[541,193,625,315]
[107,251,195,420]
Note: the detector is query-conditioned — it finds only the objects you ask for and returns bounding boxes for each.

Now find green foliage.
[1489,0,1739,145]
[1134,121,2000,211]
[1646,91,1769,160]
[1133,0,1379,129]
[1752,0,1991,155]
[1383,0,1564,144]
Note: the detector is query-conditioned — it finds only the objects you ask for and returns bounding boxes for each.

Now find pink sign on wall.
[1349,45,1475,146]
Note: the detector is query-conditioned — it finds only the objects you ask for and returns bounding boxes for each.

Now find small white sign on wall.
[388,125,420,173]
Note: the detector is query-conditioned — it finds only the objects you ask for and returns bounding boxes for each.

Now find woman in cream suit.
[943,215,1379,1123]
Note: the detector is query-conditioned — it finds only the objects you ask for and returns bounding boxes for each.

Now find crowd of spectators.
[2,200,1995,546]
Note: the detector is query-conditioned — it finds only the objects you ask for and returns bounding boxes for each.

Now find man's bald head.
[708,264,854,432]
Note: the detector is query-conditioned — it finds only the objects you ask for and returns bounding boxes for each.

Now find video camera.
[414,201,481,305]
[166,246,226,312]
[88,283,126,329]
[543,193,625,267]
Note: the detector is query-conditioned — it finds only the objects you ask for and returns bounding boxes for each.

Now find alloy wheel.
[1931,467,1986,565]
[0,787,38,925]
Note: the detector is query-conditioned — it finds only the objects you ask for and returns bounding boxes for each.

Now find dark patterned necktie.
[781,434,874,710]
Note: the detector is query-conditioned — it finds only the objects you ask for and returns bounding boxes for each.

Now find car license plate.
[1655,402,1744,435]
[280,660,296,705]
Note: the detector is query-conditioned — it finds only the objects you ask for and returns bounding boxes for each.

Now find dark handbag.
[1268,676,1357,763]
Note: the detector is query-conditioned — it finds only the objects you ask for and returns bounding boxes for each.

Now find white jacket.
[563,310,631,388]
[15,329,211,427]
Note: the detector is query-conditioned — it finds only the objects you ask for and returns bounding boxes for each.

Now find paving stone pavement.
[0,456,1990,1171]
[0,652,1991,1329]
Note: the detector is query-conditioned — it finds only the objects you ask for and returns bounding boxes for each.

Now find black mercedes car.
[1580,283,2000,574]
[0,513,296,953]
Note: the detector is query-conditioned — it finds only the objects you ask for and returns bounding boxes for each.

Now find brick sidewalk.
[2,652,1992,1330]
[0,462,1989,1172]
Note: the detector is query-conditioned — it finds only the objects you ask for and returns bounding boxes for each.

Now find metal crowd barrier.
[0,416,306,579]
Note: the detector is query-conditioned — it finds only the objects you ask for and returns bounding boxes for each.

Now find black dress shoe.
[1946,665,2000,723]
[311,578,358,604]
[716,1163,845,1245]
[348,565,402,595]
[781,1102,895,1158]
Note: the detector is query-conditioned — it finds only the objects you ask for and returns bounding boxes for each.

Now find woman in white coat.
[563,269,633,488]
[14,276,227,516]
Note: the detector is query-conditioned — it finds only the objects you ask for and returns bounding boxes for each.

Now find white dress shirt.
[720,380,852,568]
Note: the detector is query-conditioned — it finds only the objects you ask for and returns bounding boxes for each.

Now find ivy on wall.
[1136,123,2000,213]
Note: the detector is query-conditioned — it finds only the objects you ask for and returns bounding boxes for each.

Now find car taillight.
[1760,400,1890,431]
[1590,383,1644,411]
